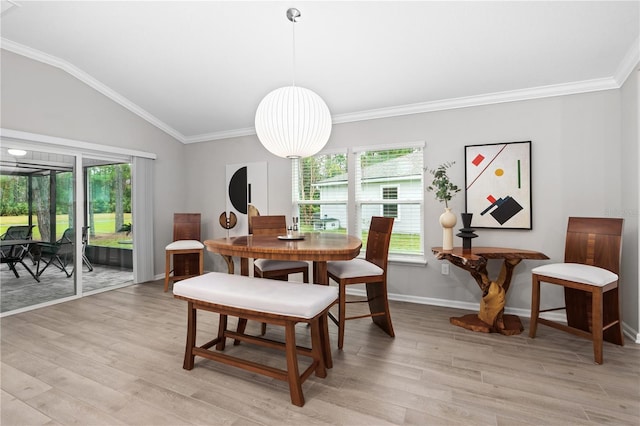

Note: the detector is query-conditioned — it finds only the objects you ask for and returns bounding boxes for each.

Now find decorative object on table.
[254,7,332,159]
[456,212,478,252]
[464,141,532,229]
[426,161,461,250]
[218,211,237,238]
[226,162,267,236]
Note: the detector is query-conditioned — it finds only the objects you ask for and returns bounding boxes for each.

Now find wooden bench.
[173,272,337,407]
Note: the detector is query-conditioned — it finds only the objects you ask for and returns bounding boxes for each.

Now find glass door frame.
[1,128,156,316]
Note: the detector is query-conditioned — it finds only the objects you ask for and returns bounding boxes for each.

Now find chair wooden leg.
[603,287,624,346]
[366,280,394,337]
[529,275,541,338]
[338,283,346,350]
[592,288,604,364]
[164,250,171,292]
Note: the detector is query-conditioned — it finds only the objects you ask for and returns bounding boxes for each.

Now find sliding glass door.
[1,148,136,314]
[82,158,134,294]
[0,148,78,312]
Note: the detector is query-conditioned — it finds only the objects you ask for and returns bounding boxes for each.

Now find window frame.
[293,142,426,263]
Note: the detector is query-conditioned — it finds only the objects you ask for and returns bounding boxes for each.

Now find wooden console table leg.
[449,258,524,335]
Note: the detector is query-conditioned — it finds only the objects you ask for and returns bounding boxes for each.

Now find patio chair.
[36,228,75,278]
[1,225,36,261]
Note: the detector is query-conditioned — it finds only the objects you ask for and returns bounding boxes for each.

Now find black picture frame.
[464,141,532,230]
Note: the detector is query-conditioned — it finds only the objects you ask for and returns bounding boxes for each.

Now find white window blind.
[355,146,424,256]
[294,144,425,259]
[292,152,348,233]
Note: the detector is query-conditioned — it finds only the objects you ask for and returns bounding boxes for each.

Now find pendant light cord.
[291,15,296,87]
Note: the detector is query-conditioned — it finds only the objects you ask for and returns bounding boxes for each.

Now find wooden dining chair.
[251,215,309,283]
[164,213,204,292]
[529,217,624,364]
[327,216,395,349]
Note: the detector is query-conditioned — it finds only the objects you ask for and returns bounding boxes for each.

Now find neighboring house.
[314,151,423,234]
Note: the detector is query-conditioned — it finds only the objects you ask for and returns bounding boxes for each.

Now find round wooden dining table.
[204,233,362,285]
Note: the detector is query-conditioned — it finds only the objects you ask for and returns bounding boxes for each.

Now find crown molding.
[614,36,640,86]
[183,127,256,144]
[331,77,619,126]
[2,36,636,145]
[1,38,187,143]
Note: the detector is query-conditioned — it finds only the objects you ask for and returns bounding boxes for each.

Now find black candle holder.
[457,212,478,252]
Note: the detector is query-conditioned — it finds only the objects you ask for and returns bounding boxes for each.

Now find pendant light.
[255,8,332,159]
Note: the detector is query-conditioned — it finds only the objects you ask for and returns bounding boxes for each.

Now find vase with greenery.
[426,161,461,250]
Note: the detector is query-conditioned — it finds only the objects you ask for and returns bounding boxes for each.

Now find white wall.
[0,50,187,272]
[620,69,640,339]
[186,89,639,338]
[2,48,638,338]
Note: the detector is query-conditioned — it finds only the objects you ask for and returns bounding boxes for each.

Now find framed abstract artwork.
[226,162,268,236]
[464,141,532,229]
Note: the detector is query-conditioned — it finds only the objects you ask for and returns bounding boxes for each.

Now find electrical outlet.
[441,263,450,275]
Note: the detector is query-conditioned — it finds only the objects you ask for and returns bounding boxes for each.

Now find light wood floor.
[2,279,639,425]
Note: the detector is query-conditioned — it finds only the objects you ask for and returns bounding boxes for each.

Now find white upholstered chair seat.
[165,240,204,250]
[327,258,383,279]
[254,259,308,273]
[532,263,617,287]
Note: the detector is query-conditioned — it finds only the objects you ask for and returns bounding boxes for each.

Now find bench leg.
[235,318,248,346]
[309,318,327,378]
[216,314,228,351]
[183,302,196,370]
[285,321,304,407]
[319,313,333,369]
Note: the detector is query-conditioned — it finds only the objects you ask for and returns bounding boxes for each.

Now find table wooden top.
[205,233,362,262]
[431,246,549,263]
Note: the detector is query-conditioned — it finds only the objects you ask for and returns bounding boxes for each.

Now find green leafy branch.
[426,161,461,208]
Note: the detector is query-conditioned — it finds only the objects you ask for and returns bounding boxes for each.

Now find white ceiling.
[1,1,638,144]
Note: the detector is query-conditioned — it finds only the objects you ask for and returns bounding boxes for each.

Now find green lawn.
[1,213,132,247]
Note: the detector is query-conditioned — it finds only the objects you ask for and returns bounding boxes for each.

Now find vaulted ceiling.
[1,1,638,144]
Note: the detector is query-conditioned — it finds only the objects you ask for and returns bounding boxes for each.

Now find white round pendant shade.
[255,86,332,159]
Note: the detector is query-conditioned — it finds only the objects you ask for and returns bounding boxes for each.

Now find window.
[85,163,132,248]
[292,152,348,233]
[293,144,424,260]
[382,186,398,218]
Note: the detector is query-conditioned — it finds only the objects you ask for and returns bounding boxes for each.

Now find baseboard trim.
[346,288,639,343]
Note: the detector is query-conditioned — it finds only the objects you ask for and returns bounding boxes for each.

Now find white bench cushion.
[532,263,618,287]
[254,259,308,272]
[327,258,383,279]
[173,272,337,319]
[166,240,204,250]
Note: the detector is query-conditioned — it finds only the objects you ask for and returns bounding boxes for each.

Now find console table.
[432,246,548,335]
